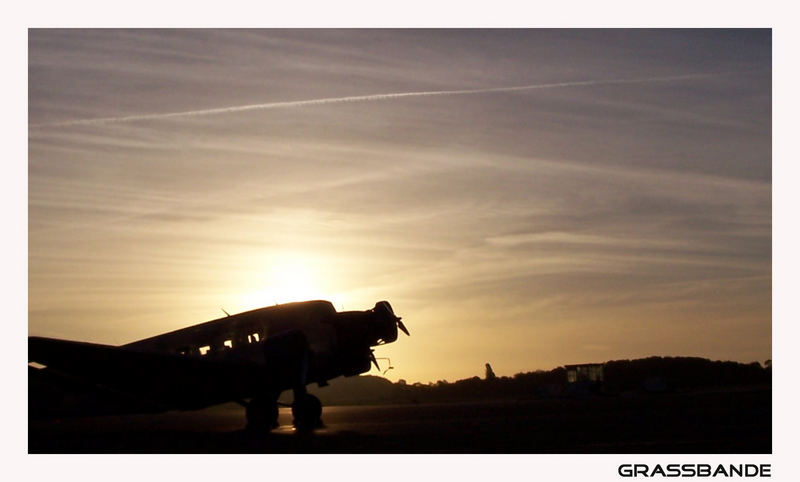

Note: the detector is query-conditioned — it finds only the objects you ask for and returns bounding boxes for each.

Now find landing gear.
[245,397,279,431]
[292,392,322,430]
[243,392,322,431]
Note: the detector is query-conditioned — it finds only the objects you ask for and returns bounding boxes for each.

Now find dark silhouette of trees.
[302,356,771,406]
[602,356,770,392]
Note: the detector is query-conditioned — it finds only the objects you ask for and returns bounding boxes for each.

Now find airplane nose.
[373,301,409,339]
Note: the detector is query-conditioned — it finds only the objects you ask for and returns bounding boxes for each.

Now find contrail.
[29,73,721,129]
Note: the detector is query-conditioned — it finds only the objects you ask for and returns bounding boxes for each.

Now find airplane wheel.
[246,398,278,430]
[292,393,322,430]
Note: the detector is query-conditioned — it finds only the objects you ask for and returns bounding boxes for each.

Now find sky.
[28,29,771,383]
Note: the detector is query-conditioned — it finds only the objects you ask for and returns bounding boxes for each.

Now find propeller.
[370,351,395,375]
[397,317,410,336]
[369,350,380,371]
[376,301,409,337]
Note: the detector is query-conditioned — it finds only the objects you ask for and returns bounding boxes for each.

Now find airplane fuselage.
[29,300,405,419]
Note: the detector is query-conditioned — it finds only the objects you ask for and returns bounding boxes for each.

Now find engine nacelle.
[340,350,373,377]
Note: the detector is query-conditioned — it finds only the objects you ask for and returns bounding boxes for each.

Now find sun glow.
[238,253,329,309]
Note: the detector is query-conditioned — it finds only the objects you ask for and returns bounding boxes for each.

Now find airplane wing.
[29,336,268,417]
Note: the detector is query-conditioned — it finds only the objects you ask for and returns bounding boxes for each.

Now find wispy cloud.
[30,73,724,129]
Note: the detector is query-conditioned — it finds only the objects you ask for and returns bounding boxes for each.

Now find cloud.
[30,73,725,129]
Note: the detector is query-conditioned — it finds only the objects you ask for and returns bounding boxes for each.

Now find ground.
[29,387,770,453]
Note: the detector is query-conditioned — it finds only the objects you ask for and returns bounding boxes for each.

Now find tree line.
[305,356,771,405]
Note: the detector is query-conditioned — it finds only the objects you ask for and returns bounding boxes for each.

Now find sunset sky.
[28,29,771,383]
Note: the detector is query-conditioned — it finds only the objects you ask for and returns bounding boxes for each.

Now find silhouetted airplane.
[28,300,408,429]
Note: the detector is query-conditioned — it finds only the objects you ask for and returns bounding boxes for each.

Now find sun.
[239,252,327,308]
[268,256,318,302]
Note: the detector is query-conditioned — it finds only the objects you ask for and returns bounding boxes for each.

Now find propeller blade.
[397,318,410,336]
[369,350,380,370]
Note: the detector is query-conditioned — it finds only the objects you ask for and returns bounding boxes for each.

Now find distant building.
[565,363,605,395]
[565,363,604,384]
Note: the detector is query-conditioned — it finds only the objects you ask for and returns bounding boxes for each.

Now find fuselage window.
[199,345,211,356]
[223,340,233,349]
[248,333,260,343]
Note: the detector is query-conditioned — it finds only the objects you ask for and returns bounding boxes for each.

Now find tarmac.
[29,387,771,454]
